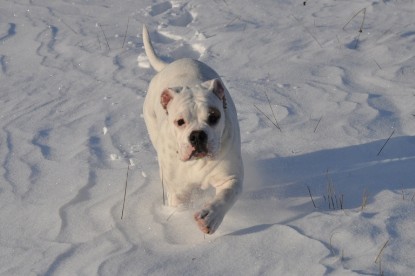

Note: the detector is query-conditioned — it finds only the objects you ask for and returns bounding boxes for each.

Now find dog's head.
[161,79,227,161]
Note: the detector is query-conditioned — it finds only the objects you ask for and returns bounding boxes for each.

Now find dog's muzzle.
[189,130,208,158]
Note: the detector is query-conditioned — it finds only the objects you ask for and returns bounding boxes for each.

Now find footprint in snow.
[146,1,194,27]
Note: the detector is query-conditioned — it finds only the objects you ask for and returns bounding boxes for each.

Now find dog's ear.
[161,87,182,112]
[202,79,227,109]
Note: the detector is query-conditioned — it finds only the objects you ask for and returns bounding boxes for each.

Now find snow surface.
[1,0,415,275]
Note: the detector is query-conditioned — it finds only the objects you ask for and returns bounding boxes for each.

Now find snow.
[1,0,414,275]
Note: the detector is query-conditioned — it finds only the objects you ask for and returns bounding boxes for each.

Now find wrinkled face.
[161,79,226,161]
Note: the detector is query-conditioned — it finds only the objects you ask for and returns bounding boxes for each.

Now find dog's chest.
[163,161,212,186]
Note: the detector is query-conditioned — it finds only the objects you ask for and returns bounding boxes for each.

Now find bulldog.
[141,25,243,234]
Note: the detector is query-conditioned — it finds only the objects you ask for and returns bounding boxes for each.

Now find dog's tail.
[142,25,169,72]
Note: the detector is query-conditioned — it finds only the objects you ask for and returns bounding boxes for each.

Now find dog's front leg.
[194,179,241,234]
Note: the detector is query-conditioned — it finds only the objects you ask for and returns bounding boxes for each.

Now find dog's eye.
[207,109,221,126]
[176,119,186,127]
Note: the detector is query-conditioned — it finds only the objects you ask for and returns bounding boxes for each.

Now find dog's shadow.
[227,223,276,236]
[227,135,415,236]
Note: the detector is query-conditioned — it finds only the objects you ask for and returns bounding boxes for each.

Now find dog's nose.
[189,130,208,147]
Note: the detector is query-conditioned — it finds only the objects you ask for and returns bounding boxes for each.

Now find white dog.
[142,25,243,234]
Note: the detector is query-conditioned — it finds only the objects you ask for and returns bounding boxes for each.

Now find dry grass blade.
[122,17,130,48]
[343,8,366,31]
[375,239,389,264]
[221,0,229,8]
[291,14,323,48]
[121,164,130,219]
[373,59,382,70]
[225,16,241,28]
[307,185,317,208]
[329,232,345,262]
[324,169,344,210]
[314,116,323,133]
[97,33,102,50]
[329,232,336,255]
[357,8,367,34]
[61,19,78,34]
[326,170,335,209]
[161,168,166,205]
[361,188,368,211]
[264,90,282,132]
[98,23,111,51]
[254,104,282,131]
[377,130,395,156]
[343,8,367,49]
[166,210,176,221]
[353,32,362,49]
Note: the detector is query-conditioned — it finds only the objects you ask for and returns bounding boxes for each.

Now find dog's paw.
[194,207,224,235]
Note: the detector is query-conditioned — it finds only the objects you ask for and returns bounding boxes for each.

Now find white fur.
[142,25,243,234]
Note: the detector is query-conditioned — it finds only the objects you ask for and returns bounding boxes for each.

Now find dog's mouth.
[190,149,208,160]
[180,146,211,161]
